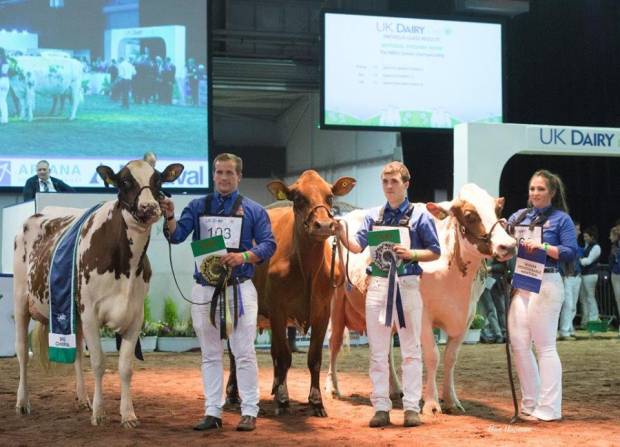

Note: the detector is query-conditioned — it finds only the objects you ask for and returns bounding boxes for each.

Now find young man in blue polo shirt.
[337,161,440,428]
[160,153,276,432]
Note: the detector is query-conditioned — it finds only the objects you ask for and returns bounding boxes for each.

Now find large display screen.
[0,0,209,190]
[322,12,503,130]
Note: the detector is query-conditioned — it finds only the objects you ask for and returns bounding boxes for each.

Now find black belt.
[544,267,559,273]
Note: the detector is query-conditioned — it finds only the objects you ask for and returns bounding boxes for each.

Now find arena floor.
[0,332,618,446]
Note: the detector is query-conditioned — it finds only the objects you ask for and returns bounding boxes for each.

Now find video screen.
[0,0,209,189]
[322,12,503,130]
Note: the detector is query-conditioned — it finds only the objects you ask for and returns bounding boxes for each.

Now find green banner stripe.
[48,347,77,364]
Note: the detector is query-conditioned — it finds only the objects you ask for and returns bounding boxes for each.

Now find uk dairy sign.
[527,125,620,151]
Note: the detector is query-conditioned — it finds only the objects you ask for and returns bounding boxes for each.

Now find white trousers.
[191,280,259,418]
[612,273,620,334]
[579,274,599,324]
[0,77,9,124]
[366,275,423,412]
[509,272,564,420]
[559,275,581,336]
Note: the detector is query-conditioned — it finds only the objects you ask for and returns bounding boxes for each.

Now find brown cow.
[226,170,355,416]
[13,160,183,427]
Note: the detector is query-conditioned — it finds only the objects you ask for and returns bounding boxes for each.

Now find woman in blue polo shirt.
[508,169,577,422]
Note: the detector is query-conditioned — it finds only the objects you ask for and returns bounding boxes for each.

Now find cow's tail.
[31,322,51,371]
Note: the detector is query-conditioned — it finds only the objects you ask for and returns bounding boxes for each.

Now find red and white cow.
[13,160,183,427]
[327,183,516,414]
[10,54,83,121]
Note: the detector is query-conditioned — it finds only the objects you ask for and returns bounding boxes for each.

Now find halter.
[301,204,334,231]
[459,218,508,244]
[118,184,162,221]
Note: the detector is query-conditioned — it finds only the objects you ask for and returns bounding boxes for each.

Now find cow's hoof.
[91,413,108,426]
[422,401,442,416]
[274,402,290,416]
[444,403,466,414]
[311,404,328,417]
[389,391,404,401]
[121,417,140,429]
[15,402,31,415]
[226,395,241,405]
[75,398,92,411]
[324,381,341,399]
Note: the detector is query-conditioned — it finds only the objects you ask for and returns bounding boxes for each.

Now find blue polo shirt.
[168,190,276,284]
[508,206,578,268]
[355,199,441,276]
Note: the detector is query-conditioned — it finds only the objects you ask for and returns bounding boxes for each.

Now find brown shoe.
[193,415,222,430]
[237,415,256,432]
[404,410,422,427]
[369,411,390,428]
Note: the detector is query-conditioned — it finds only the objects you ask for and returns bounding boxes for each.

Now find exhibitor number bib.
[200,215,242,249]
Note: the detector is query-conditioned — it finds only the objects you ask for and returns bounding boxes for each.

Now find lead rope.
[503,274,520,423]
[162,219,210,306]
[332,218,353,288]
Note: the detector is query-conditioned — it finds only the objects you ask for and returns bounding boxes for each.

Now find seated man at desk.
[23,160,74,201]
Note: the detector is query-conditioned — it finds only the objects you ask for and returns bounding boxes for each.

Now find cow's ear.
[427,202,450,220]
[96,165,117,187]
[332,177,356,196]
[160,163,184,183]
[267,181,290,201]
[495,197,505,216]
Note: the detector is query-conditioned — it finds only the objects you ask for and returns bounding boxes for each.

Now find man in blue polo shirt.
[336,161,440,428]
[160,153,276,432]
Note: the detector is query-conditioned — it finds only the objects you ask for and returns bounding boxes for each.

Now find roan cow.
[13,160,183,427]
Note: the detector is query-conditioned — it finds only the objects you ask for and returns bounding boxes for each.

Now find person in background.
[608,225,620,337]
[558,221,584,340]
[0,47,9,124]
[23,160,74,201]
[507,169,577,422]
[117,57,136,109]
[578,225,601,326]
[479,259,508,343]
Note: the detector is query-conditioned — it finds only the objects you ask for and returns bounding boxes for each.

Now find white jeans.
[509,272,564,420]
[0,77,9,124]
[191,280,259,418]
[559,276,581,336]
[579,274,599,324]
[366,275,423,413]
[612,273,620,334]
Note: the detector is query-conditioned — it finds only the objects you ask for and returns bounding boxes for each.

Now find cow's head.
[268,170,356,240]
[427,183,516,261]
[97,160,184,225]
